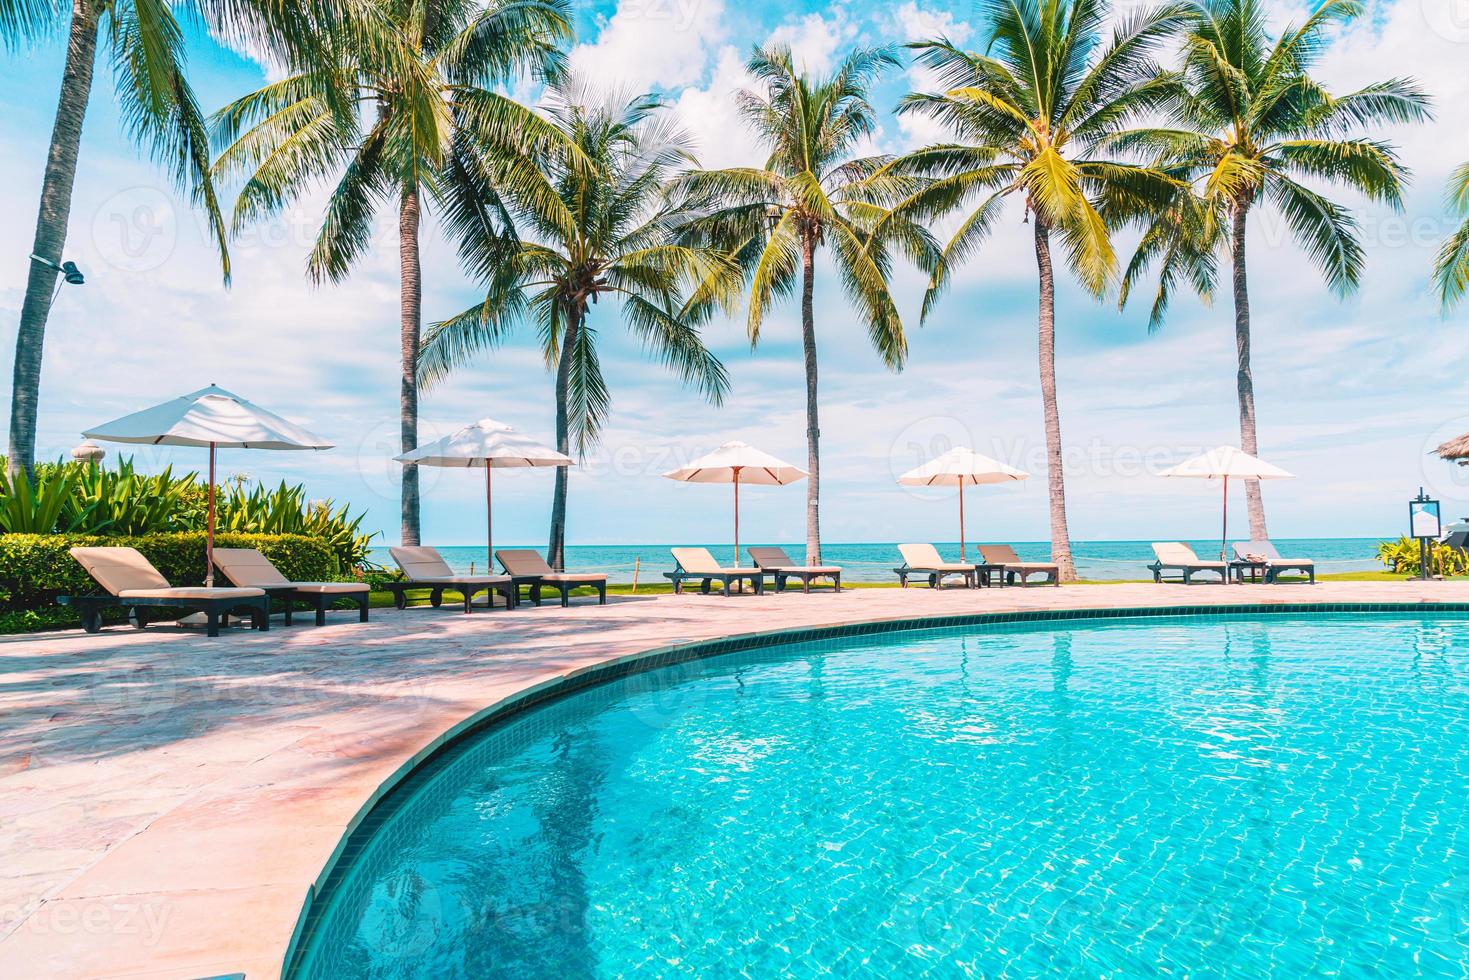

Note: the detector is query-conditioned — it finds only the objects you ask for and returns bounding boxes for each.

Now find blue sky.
[4,0,1469,548]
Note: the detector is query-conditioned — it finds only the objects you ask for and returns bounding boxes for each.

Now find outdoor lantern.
[70,441,105,464]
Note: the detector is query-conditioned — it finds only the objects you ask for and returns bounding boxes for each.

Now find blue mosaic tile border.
[280,601,1469,976]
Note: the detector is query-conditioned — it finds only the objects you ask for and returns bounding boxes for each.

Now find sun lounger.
[977,544,1059,586]
[61,546,269,637]
[747,546,842,593]
[664,548,765,595]
[894,543,978,589]
[496,549,607,606]
[1231,540,1315,584]
[386,546,517,612]
[1148,542,1227,585]
[212,548,370,625]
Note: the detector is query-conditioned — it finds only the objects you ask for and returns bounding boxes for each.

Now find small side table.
[1230,561,1267,584]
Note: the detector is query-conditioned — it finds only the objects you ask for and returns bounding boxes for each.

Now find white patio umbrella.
[395,418,571,571]
[1159,446,1294,561]
[897,447,1029,561]
[663,441,807,565]
[83,384,333,585]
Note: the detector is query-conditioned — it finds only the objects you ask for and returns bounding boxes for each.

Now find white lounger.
[1232,540,1315,584]
[894,543,977,589]
[1148,542,1227,585]
[664,548,765,595]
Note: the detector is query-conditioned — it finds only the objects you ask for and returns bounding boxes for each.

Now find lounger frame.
[747,547,842,593]
[1147,562,1227,585]
[380,579,517,612]
[509,575,608,607]
[663,568,765,596]
[977,546,1059,587]
[893,565,1007,588]
[58,593,270,638]
[247,585,369,625]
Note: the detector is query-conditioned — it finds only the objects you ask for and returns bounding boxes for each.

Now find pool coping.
[279,600,1469,976]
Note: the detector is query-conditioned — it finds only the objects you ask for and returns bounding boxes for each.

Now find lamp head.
[29,253,85,285]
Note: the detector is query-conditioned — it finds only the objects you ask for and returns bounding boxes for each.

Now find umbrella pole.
[959,480,966,562]
[206,441,216,586]
[1221,475,1228,565]
[733,467,741,567]
[486,464,493,572]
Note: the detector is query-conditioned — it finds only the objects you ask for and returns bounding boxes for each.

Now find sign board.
[1411,499,1442,539]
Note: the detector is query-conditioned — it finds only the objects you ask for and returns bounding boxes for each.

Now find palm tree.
[1432,163,1469,310]
[670,45,936,565]
[212,0,572,545]
[417,87,736,569]
[1116,0,1429,539]
[894,0,1188,581]
[2,0,317,478]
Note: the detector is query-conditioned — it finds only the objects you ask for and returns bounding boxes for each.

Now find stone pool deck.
[4,579,1469,979]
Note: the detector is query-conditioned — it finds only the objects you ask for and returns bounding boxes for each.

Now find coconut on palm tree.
[670,45,936,565]
[211,0,572,546]
[1117,0,1429,539]
[894,0,1188,581]
[3,0,323,478]
[417,87,737,569]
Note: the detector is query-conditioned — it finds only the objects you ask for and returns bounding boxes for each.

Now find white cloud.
[569,0,729,93]
[669,45,761,170]
[765,12,853,76]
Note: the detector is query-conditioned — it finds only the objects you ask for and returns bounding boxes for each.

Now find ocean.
[369,538,1386,583]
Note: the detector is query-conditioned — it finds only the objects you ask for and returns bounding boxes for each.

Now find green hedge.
[0,532,341,632]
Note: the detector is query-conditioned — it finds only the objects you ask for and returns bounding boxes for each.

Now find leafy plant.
[0,456,377,570]
[0,465,94,533]
[66,459,203,534]
[1378,536,1469,577]
[218,481,378,569]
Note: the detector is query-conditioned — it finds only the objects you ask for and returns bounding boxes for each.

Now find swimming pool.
[291,612,1469,977]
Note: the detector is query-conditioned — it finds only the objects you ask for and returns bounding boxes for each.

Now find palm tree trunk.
[7,0,99,479]
[1231,201,1267,541]
[398,188,422,546]
[800,227,821,566]
[548,307,580,570]
[1033,218,1077,582]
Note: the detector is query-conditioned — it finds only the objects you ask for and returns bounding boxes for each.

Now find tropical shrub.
[217,481,377,570]
[0,456,377,570]
[0,532,339,631]
[0,464,90,533]
[1377,537,1469,577]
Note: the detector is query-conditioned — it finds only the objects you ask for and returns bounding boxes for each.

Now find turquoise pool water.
[293,614,1469,977]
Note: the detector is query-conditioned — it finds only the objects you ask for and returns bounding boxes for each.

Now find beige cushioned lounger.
[70,546,262,600]
[496,549,606,584]
[213,548,368,594]
[898,543,975,573]
[390,546,510,585]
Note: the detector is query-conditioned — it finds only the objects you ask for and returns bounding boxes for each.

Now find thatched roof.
[1436,432,1469,461]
